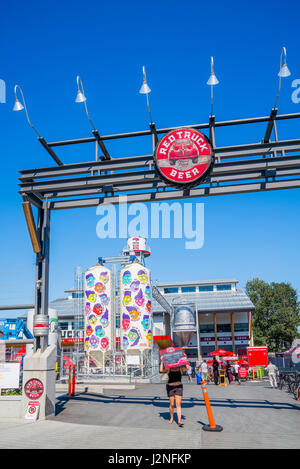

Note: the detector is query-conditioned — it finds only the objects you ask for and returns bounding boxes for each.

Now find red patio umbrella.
[223,356,238,362]
[208,348,232,357]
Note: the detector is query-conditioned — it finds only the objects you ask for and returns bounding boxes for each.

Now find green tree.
[246,278,300,352]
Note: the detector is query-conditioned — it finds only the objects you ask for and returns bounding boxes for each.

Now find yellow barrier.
[219,369,227,386]
[251,367,262,380]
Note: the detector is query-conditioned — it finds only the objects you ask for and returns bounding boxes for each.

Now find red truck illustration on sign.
[154,128,214,187]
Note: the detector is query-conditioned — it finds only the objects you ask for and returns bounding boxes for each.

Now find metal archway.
[18,110,300,350]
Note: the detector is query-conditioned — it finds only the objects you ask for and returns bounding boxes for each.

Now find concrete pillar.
[197,312,202,361]
[213,313,218,349]
[22,345,56,420]
[249,311,254,346]
[231,312,235,355]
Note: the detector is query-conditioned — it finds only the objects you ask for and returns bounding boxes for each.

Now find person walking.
[200,360,209,383]
[212,357,219,385]
[265,361,278,388]
[187,364,193,382]
[160,360,188,427]
[232,362,240,385]
[225,361,233,384]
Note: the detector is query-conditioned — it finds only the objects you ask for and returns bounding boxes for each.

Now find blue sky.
[0,0,300,313]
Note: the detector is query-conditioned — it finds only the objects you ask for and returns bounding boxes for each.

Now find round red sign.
[154,128,214,188]
[24,379,44,400]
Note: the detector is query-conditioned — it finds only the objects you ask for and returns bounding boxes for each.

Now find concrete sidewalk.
[0,381,299,449]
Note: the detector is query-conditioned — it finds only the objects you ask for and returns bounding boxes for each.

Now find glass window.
[164,287,179,294]
[199,285,214,292]
[181,286,196,293]
[217,323,232,333]
[216,284,232,291]
[58,321,69,330]
[72,292,84,298]
[200,324,215,333]
[234,323,249,332]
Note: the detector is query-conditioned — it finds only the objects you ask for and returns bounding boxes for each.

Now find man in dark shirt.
[212,358,219,385]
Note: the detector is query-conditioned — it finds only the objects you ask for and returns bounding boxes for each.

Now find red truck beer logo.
[24,378,44,399]
[154,128,214,187]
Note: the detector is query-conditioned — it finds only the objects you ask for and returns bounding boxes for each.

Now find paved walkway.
[0,380,299,448]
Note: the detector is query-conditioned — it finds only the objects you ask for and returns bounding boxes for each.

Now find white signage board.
[25,401,40,420]
[0,362,20,389]
[126,355,140,365]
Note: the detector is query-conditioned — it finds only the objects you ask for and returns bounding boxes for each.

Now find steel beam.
[46,112,300,147]
[92,130,111,160]
[46,178,300,210]
[18,112,300,212]
[19,155,300,199]
[264,108,278,143]
[19,139,300,186]
[19,155,153,180]
[38,137,63,166]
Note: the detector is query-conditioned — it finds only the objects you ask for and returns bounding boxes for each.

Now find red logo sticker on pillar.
[24,378,44,399]
[154,128,214,188]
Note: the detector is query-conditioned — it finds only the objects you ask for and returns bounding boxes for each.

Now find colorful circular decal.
[100,271,109,284]
[86,273,95,287]
[95,325,104,337]
[24,379,44,400]
[101,337,109,350]
[154,128,214,188]
[93,304,103,316]
[88,314,97,325]
[89,335,99,349]
[94,282,105,294]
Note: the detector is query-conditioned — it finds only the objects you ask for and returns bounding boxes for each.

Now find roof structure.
[49,283,254,318]
[156,279,239,287]
[50,297,84,319]
[151,288,254,314]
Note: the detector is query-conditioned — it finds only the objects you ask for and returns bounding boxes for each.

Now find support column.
[34,208,44,351]
[196,311,201,362]
[213,313,218,349]
[34,203,51,351]
[249,311,254,346]
[231,312,235,355]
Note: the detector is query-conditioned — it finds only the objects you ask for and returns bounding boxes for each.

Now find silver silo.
[171,299,196,347]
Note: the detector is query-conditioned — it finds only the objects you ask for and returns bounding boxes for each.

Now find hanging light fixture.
[206,57,219,116]
[206,57,219,86]
[75,75,87,103]
[139,66,153,124]
[75,75,95,130]
[139,66,151,94]
[278,47,291,77]
[274,47,291,109]
[13,97,24,111]
[12,85,41,137]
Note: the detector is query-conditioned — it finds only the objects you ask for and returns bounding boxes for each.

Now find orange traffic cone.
[200,380,223,432]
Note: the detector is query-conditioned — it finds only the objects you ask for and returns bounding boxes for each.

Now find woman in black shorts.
[160,361,187,427]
